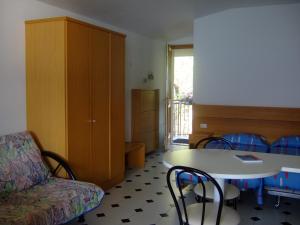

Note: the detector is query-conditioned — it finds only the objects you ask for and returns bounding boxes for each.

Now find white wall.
[0,0,166,145]
[194,4,300,107]
[168,36,193,45]
[125,35,166,146]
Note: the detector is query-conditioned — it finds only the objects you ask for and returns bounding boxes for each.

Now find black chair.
[182,137,232,185]
[193,137,239,209]
[194,137,234,150]
[167,166,240,225]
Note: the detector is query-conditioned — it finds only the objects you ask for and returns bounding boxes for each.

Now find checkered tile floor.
[68,150,300,225]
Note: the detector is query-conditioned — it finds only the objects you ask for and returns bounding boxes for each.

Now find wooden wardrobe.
[26,17,125,189]
[131,89,159,153]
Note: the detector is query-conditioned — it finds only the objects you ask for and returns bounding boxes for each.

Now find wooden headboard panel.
[190,104,300,145]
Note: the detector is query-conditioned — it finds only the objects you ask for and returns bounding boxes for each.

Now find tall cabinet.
[26,17,125,189]
[132,89,159,153]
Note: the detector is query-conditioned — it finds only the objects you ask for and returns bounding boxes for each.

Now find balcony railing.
[171,99,192,144]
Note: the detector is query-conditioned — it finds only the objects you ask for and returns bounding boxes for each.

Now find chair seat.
[0,177,104,225]
[185,203,240,225]
[194,181,240,200]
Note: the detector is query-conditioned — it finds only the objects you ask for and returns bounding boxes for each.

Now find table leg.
[214,178,225,202]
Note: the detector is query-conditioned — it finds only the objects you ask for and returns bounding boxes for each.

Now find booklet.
[234,154,263,163]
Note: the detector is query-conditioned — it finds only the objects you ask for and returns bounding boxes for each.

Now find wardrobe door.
[26,20,67,156]
[90,28,110,185]
[110,33,125,180]
[67,21,93,181]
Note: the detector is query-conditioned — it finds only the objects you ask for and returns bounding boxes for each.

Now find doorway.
[166,45,193,148]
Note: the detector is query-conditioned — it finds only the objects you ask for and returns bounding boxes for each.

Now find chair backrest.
[270,136,300,155]
[0,131,50,197]
[167,166,224,225]
[195,137,234,150]
[222,133,269,153]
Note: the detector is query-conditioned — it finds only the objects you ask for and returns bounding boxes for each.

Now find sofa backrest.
[270,136,300,155]
[0,131,50,197]
[222,133,269,152]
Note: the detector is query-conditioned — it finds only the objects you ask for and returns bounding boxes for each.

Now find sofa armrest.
[41,150,77,180]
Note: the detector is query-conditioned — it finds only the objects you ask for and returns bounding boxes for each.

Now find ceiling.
[38,0,299,40]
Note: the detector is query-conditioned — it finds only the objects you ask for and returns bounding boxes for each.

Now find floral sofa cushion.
[0,132,50,197]
[0,177,104,225]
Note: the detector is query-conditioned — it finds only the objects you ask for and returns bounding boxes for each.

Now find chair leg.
[274,196,281,208]
[195,195,202,203]
[78,215,85,223]
[227,199,237,209]
[233,198,237,210]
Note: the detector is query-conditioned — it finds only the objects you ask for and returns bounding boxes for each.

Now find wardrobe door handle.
[92,120,96,123]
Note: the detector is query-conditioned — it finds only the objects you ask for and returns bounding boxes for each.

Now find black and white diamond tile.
[67,149,300,225]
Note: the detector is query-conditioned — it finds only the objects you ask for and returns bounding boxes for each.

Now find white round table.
[163,149,281,202]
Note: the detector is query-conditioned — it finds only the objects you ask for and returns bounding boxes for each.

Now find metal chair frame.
[194,137,238,209]
[41,150,85,222]
[41,150,77,180]
[167,166,224,225]
[195,137,234,150]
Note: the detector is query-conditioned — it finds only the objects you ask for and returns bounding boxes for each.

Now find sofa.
[0,131,104,225]
[264,136,300,206]
[188,133,300,207]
